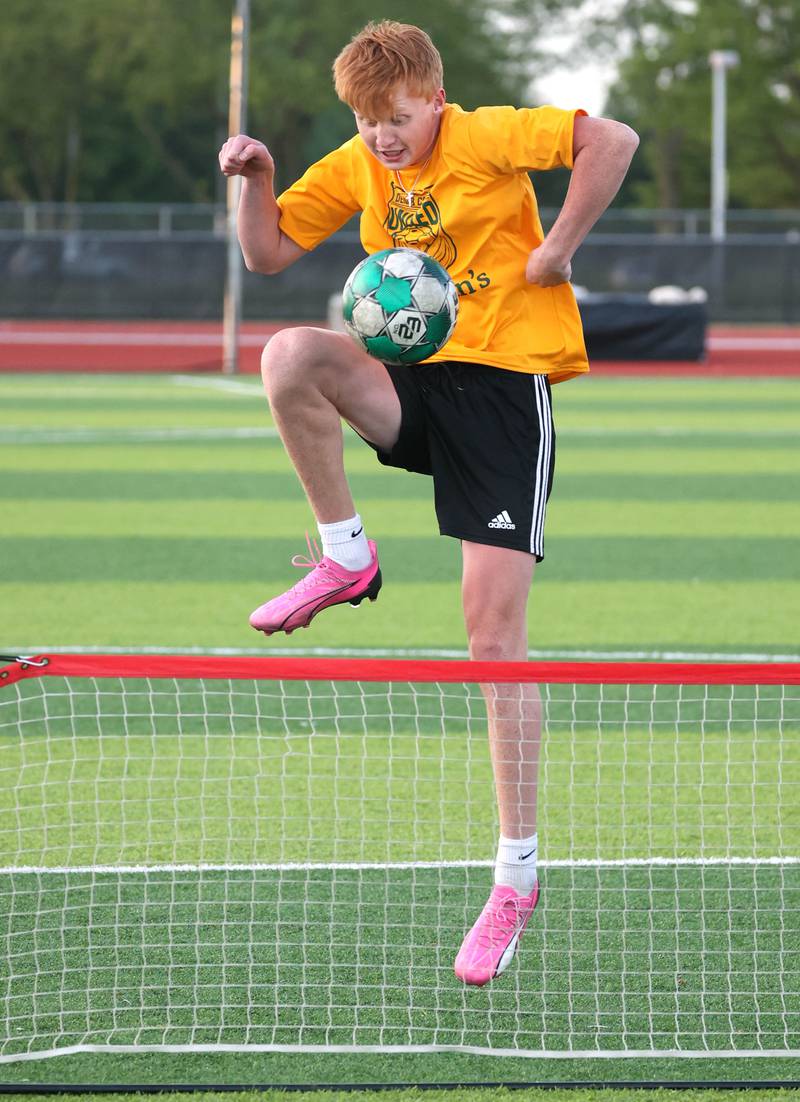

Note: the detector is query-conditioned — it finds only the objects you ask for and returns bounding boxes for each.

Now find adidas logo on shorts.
[488,510,516,530]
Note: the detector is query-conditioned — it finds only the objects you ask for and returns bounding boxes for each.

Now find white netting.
[0,668,798,1060]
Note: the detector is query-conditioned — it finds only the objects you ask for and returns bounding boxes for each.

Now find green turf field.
[2,673,798,1068]
[1,372,798,656]
[0,372,798,1092]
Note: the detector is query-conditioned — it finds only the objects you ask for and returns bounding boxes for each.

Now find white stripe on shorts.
[530,374,553,557]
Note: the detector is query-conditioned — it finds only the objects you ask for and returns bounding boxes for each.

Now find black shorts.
[364,360,555,560]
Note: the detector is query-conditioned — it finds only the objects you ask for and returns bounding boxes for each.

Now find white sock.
[494,832,538,895]
[317,514,371,571]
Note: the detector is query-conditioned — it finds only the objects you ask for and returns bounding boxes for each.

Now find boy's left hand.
[525,243,572,287]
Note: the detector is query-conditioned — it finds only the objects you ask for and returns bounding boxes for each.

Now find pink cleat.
[249,536,381,635]
[454,882,539,986]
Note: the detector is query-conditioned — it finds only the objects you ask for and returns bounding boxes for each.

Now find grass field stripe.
[555,426,800,438]
[9,644,799,661]
[558,426,800,438]
[2,425,798,443]
[1,1043,797,1063]
[3,857,797,875]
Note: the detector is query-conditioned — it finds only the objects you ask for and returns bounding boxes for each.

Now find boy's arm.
[526,115,639,287]
[219,134,307,275]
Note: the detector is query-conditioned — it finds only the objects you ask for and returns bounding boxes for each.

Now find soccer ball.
[342,248,458,365]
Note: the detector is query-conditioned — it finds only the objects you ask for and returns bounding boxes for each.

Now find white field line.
[0,426,278,444]
[7,644,800,663]
[2,856,797,876]
[1,1043,797,1064]
[171,375,262,396]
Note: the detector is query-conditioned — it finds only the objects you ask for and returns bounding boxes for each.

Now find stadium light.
[223,0,251,374]
[708,49,739,242]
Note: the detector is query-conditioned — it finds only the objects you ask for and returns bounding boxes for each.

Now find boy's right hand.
[219,134,274,180]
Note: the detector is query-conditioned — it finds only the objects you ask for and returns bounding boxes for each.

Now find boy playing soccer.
[219,21,638,985]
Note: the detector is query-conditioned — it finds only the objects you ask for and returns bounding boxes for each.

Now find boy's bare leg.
[454,541,541,985]
[260,326,401,522]
[249,326,402,635]
[461,541,540,838]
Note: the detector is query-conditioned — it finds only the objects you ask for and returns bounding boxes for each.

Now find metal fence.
[0,203,225,236]
[1,203,798,323]
[2,202,799,238]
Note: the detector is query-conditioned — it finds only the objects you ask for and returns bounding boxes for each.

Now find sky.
[535,62,615,115]
[531,3,622,116]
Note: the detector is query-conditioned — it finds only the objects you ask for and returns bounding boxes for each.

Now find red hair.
[333,21,443,118]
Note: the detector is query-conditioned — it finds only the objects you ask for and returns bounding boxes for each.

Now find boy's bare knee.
[469,632,510,663]
[465,593,529,662]
[466,612,526,662]
[260,328,322,396]
[261,327,306,373]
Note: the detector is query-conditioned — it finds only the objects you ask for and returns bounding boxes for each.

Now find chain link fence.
[3,202,800,238]
[1,203,798,322]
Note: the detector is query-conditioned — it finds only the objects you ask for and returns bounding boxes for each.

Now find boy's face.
[354,86,445,169]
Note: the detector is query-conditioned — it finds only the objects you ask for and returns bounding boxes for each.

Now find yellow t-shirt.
[277,102,589,383]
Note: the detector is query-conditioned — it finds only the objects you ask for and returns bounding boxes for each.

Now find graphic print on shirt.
[384,182,457,269]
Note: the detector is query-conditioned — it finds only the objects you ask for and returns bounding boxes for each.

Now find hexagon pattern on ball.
[342,248,459,365]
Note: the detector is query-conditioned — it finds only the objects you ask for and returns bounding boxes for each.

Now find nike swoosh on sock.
[350,526,363,538]
[518,848,537,861]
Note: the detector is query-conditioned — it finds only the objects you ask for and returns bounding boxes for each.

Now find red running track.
[0,320,798,375]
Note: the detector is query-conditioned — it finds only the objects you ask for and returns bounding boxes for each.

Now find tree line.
[0,0,796,209]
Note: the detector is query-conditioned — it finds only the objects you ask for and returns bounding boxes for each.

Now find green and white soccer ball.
[342,247,459,365]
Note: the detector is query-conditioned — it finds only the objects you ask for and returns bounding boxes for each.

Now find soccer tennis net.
[0,653,798,1063]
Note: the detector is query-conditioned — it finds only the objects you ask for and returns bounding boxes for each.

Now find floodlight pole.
[223,0,250,374]
[709,49,739,242]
